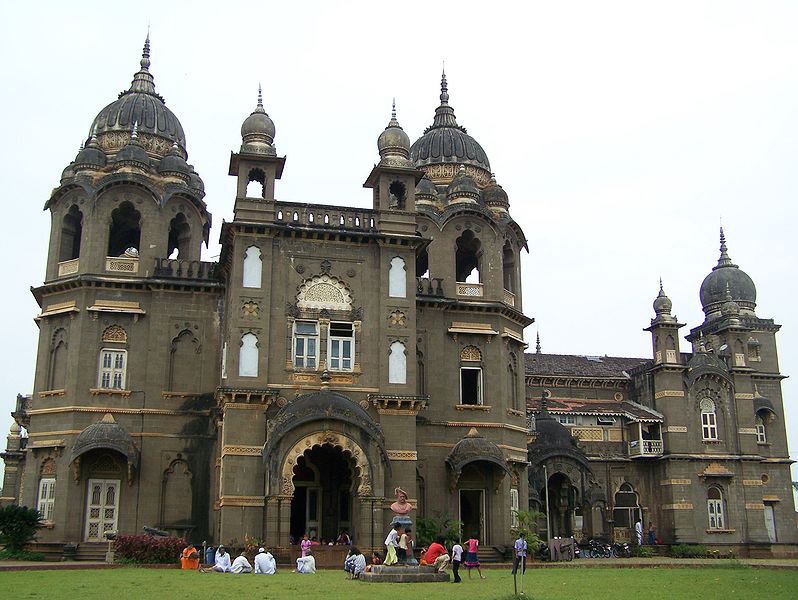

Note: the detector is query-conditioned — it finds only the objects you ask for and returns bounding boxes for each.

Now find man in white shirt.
[212,545,232,572]
[254,547,276,574]
[231,551,253,574]
[295,549,316,574]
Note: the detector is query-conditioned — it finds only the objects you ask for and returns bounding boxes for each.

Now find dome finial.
[440,66,449,104]
[714,226,736,270]
[387,99,400,128]
[256,84,264,112]
[131,121,140,142]
[129,34,157,95]
[536,331,542,354]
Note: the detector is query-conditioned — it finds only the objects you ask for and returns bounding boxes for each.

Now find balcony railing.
[456,282,484,298]
[503,288,515,307]
[275,203,377,231]
[153,258,218,281]
[57,258,79,277]
[105,256,139,274]
[417,277,444,297]
[628,439,663,457]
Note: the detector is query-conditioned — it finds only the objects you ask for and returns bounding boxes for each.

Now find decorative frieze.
[219,495,265,507]
[734,393,755,400]
[745,502,765,510]
[655,390,685,399]
[387,450,417,461]
[738,428,757,435]
[222,445,262,457]
[742,480,763,486]
[665,426,688,433]
[660,479,691,486]
[662,503,693,510]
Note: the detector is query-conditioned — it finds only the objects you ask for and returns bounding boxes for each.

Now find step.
[360,565,449,583]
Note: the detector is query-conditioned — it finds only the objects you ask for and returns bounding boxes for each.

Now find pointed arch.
[169,329,200,392]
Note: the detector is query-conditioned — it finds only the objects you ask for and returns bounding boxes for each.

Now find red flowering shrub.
[113,534,186,564]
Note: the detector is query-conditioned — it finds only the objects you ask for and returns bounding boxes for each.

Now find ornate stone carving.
[460,345,482,362]
[102,325,127,344]
[295,264,305,274]
[242,301,259,317]
[388,310,407,328]
[320,260,332,275]
[297,275,353,310]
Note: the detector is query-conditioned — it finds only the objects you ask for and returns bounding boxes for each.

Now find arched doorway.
[544,472,579,538]
[289,444,355,543]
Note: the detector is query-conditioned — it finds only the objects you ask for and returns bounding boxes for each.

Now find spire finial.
[659,277,664,293]
[714,226,736,269]
[131,121,139,140]
[391,98,396,120]
[141,32,151,71]
[253,84,266,114]
[440,67,449,104]
[536,332,542,354]
[540,390,549,412]
[128,33,157,95]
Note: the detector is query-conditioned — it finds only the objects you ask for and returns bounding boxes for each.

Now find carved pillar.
[278,495,292,547]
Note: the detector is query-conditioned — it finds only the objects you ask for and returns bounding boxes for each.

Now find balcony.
[417,277,444,297]
[105,256,139,274]
[153,258,218,281]
[503,288,515,307]
[275,203,377,231]
[57,258,79,277]
[629,439,663,457]
[456,282,484,298]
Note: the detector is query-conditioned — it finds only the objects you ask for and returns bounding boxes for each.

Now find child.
[398,527,411,563]
[464,533,486,579]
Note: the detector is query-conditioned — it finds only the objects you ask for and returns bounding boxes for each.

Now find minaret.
[645,279,683,365]
[229,85,285,218]
[363,100,424,235]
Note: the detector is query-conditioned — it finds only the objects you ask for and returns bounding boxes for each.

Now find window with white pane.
[755,414,767,444]
[707,486,725,530]
[293,321,319,369]
[700,398,718,441]
[37,477,56,523]
[98,349,126,389]
[239,332,259,377]
[328,322,354,371]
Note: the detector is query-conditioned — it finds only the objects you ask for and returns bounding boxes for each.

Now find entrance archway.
[544,472,578,538]
[289,444,355,543]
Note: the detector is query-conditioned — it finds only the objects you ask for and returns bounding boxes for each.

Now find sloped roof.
[524,353,650,378]
[527,396,663,422]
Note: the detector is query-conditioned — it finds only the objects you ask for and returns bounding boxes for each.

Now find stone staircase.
[360,564,449,583]
[75,542,108,562]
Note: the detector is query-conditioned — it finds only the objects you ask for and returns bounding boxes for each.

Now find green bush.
[0,505,43,554]
[0,547,45,561]
[113,534,186,564]
[633,545,654,558]
[670,543,708,558]
[416,512,463,547]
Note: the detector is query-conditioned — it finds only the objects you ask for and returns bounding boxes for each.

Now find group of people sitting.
[180,544,277,574]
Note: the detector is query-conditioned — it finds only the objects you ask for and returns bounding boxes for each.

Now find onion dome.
[482,174,509,211]
[410,71,491,187]
[533,394,575,448]
[240,85,276,156]
[699,228,756,318]
[652,278,675,323]
[114,122,151,169]
[69,413,137,464]
[60,163,75,183]
[415,175,439,205]
[73,127,107,171]
[720,283,741,319]
[377,100,413,168]
[9,422,20,435]
[89,35,187,159]
[446,165,480,203]
[157,142,191,181]
[188,168,205,195]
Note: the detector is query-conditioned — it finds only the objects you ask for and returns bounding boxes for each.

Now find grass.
[0,566,796,599]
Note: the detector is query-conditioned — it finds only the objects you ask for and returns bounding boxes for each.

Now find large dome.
[410,72,491,187]
[699,229,756,317]
[89,36,187,160]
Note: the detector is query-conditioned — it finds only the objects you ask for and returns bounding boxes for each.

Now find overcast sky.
[1,1,796,489]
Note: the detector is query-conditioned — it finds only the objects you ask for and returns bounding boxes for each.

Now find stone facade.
[1,38,794,557]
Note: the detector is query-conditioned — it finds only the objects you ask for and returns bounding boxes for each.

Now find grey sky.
[1,1,796,487]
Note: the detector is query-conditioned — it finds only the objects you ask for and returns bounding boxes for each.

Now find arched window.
[389,257,406,298]
[707,486,725,530]
[460,345,482,405]
[239,333,259,377]
[108,201,141,257]
[161,459,192,528]
[169,330,198,392]
[502,241,515,292]
[612,483,641,528]
[246,168,266,199]
[97,348,127,389]
[167,213,191,259]
[508,361,519,411]
[665,335,677,364]
[242,246,262,288]
[455,230,482,283]
[416,351,425,396]
[37,458,57,524]
[389,341,406,384]
[49,329,67,390]
[700,398,718,441]
[388,181,406,210]
[755,414,768,444]
[59,205,83,262]
[416,248,429,280]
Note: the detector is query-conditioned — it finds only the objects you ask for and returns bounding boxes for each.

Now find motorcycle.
[611,541,631,558]
[586,538,612,558]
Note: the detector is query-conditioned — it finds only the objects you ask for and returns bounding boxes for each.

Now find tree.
[416,512,463,547]
[0,505,43,554]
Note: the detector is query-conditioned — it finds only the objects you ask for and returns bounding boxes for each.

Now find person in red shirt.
[425,535,450,573]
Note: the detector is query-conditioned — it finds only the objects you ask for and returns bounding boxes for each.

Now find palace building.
[2,38,795,557]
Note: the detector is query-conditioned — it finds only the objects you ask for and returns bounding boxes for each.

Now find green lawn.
[0,566,795,599]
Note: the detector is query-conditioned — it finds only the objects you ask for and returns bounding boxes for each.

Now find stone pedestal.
[360,565,449,583]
